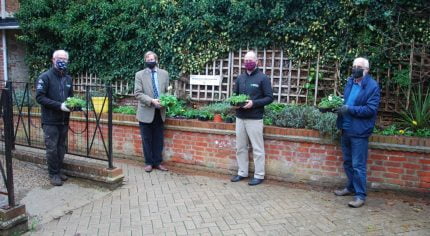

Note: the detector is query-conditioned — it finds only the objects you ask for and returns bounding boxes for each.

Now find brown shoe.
[144,165,153,172]
[155,164,168,171]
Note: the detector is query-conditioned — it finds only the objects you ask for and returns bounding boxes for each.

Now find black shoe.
[231,175,246,182]
[50,175,63,186]
[248,178,264,186]
[59,173,68,181]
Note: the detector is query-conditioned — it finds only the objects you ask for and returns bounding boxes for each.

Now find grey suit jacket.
[134,67,170,123]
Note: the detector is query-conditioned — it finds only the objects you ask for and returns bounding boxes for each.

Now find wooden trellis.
[177,48,338,105]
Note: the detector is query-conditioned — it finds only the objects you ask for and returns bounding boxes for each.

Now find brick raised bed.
[14,112,430,192]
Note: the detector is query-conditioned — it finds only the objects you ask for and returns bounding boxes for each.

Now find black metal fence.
[0,85,16,208]
[5,81,114,169]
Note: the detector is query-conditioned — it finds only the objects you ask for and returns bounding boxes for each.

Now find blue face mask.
[56,60,68,71]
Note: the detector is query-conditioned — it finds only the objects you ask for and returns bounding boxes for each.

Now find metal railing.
[0,86,16,208]
[5,81,114,169]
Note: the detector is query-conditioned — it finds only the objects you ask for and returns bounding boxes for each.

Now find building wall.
[6,30,28,82]
[6,0,20,16]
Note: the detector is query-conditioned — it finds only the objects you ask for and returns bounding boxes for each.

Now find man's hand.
[242,100,253,109]
[335,105,348,114]
[151,99,162,108]
[61,102,70,112]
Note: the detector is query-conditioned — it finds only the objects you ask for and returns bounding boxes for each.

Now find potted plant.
[226,94,250,107]
[65,97,86,111]
[201,102,231,123]
[317,94,343,113]
[90,90,109,113]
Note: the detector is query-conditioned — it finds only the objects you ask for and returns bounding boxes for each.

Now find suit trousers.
[235,118,265,179]
[42,124,69,176]
[139,109,164,166]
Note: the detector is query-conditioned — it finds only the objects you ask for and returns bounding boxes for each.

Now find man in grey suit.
[134,51,170,172]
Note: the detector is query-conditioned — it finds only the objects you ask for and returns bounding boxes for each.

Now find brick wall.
[6,0,20,15]
[13,112,430,192]
[92,117,429,192]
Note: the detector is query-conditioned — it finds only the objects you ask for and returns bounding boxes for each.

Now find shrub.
[397,85,430,130]
[112,106,136,115]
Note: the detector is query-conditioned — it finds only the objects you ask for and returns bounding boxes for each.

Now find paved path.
[25,160,430,236]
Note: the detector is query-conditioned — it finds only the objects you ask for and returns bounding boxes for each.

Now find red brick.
[296,147,309,153]
[383,173,399,179]
[401,175,419,181]
[310,148,326,154]
[419,182,430,189]
[324,161,338,167]
[387,156,407,162]
[368,177,384,182]
[384,161,401,167]
[371,154,388,160]
[403,163,421,170]
[419,159,430,165]
[387,168,404,174]
[386,178,403,186]
[370,166,386,171]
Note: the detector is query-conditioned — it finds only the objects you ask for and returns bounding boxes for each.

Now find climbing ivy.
[16,0,430,83]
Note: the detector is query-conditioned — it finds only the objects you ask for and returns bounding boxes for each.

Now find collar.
[246,67,259,76]
[52,67,66,77]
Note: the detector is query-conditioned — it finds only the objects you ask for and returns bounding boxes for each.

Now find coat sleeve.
[348,84,380,118]
[35,74,62,110]
[134,72,153,106]
[252,76,274,108]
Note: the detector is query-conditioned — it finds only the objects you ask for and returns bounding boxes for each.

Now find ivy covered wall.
[16,0,429,83]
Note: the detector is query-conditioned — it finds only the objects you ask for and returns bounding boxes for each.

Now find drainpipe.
[1,0,8,82]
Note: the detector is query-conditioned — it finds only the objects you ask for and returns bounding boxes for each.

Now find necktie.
[151,70,159,98]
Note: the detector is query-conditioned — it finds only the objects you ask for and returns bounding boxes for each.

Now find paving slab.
[16,159,430,235]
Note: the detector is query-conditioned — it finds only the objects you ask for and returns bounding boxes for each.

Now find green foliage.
[65,97,86,109]
[159,94,179,108]
[201,102,232,115]
[112,105,136,115]
[374,125,430,137]
[226,94,250,106]
[397,85,430,130]
[13,89,37,107]
[17,1,429,83]
[264,103,286,125]
[313,112,339,137]
[392,69,410,87]
[318,94,344,109]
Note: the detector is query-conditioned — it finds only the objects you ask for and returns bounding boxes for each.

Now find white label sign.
[190,75,222,86]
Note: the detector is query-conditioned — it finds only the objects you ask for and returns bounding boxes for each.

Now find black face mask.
[146,61,157,69]
[352,68,364,78]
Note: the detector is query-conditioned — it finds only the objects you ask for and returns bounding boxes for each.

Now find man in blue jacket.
[230,51,273,186]
[36,50,73,186]
[334,57,380,208]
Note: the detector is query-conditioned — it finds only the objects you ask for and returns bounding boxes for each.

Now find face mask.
[352,68,364,78]
[244,61,256,71]
[56,60,68,71]
[146,61,157,69]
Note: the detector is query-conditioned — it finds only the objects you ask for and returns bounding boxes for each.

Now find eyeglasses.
[352,65,365,69]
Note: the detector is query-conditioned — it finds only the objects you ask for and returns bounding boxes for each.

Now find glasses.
[352,65,365,69]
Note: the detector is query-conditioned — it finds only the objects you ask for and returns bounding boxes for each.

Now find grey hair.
[52,50,69,59]
[144,51,158,61]
[353,57,370,69]
[244,51,258,61]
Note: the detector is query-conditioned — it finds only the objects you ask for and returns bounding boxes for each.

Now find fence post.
[3,88,15,207]
[107,85,113,169]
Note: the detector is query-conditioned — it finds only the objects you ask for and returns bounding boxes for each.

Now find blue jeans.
[341,133,369,200]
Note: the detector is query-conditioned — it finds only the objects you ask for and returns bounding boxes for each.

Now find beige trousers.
[235,118,265,179]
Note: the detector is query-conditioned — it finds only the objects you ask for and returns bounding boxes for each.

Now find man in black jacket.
[230,51,273,186]
[36,50,73,186]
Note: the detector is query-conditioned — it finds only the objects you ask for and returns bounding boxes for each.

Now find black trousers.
[139,110,164,166]
[42,124,69,176]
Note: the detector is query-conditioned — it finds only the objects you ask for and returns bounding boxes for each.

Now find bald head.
[244,51,257,62]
